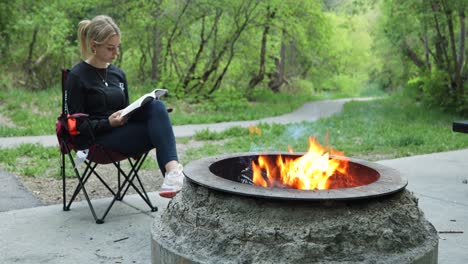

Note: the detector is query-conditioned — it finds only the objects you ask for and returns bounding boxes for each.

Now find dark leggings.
[95,100,178,175]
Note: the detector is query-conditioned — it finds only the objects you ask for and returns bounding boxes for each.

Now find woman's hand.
[108,110,128,127]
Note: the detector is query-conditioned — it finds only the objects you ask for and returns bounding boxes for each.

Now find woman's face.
[93,35,120,64]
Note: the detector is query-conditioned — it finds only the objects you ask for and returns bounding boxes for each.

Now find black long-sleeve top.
[65,61,129,140]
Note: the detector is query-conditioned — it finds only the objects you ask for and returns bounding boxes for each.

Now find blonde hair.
[77,15,121,59]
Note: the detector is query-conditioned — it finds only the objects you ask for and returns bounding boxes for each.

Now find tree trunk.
[401,41,426,70]
[186,0,259,95]
[24,27,38,89]
[423,29,432,71]
[443,6,462,92]
[268,32,287,92]
[163,0,192,73]
[138,45,147,81]
[431,1,452,76]
[150,22,163,81]
[181,11,221,90]
[457,9,465,97]
[208,39,236,95]
[247,6,276,91]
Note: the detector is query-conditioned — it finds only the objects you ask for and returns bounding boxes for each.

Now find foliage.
[420,69,455,110]
[1,0,383,101]
[375,0,467,114]
[312,11,378,96]
[1,0,98,89]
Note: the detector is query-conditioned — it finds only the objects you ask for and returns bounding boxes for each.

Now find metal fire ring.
[183,152,408,201]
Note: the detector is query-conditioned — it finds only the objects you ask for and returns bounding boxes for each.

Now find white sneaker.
[159,164,184,198]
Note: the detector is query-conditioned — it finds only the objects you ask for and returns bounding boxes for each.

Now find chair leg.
[116,161,123,201]
[65,150,117,210]
[111,153,158,212]
[61,145,158,223]
[61,149,111,223]
[65,161,95,210]
[75,169,102,224]
[61,152,68,211]
[120,155,145,197]
[64,150,104,223]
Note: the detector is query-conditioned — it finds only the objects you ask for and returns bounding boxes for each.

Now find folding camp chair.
[56,69,157,224]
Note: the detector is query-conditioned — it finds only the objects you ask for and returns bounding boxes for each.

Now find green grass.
[182,95,468,163]
[0,144,61,178]
[1,91,467,179]
[0,86,62,136]
[0,143,158,178]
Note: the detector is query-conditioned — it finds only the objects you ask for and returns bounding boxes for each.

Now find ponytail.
[78,20,91,59]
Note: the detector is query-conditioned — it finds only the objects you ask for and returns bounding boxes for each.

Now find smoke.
[284,123,310,141]
[247,123,314,152]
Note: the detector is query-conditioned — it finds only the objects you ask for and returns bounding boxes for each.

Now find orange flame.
[251,137,349,190]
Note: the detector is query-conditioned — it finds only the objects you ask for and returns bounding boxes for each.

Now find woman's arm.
[66,72,113,136]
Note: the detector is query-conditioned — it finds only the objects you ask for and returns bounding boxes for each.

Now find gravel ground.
[16,139,207,205]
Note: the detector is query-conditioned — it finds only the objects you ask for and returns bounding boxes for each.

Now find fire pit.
[151,152,438,264]
[184,153,406,201]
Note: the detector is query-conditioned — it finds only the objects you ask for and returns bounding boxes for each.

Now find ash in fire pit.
[151,153,438,264]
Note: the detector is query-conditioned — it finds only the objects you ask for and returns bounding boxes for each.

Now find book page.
[120,89,167,117]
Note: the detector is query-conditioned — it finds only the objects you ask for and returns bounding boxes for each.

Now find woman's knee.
[145,100,167,116]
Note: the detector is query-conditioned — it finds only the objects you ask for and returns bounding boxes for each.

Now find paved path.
[0,169,42,211]
[0,97,467,264]
[0,98,372,149]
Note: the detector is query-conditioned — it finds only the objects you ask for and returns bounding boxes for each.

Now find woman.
[65,15,183,198]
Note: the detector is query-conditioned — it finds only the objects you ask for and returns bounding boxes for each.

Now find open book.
[120,88,168,117]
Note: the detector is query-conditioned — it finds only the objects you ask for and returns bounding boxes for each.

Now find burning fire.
[251,137,350,190]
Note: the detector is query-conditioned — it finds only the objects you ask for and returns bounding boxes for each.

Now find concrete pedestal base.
[152,181,438,264]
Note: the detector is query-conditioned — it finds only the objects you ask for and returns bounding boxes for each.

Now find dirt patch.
[0,112,16,128]
[15,139,217,205]
[18,165,163,206]
[10,137,391,206]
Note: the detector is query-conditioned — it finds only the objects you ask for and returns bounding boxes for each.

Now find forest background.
[0,0,465,115]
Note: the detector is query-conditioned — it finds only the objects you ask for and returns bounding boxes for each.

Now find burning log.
[240,166,271,185]
[239,168,254,185]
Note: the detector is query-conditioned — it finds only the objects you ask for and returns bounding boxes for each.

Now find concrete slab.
[0,193,170,264]
[378,148,468,264]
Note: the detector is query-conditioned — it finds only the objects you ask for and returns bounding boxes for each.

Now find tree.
[1,0,369,103]
[378,0,466,112]
[155,0,261,98]
[246,0,331,94]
